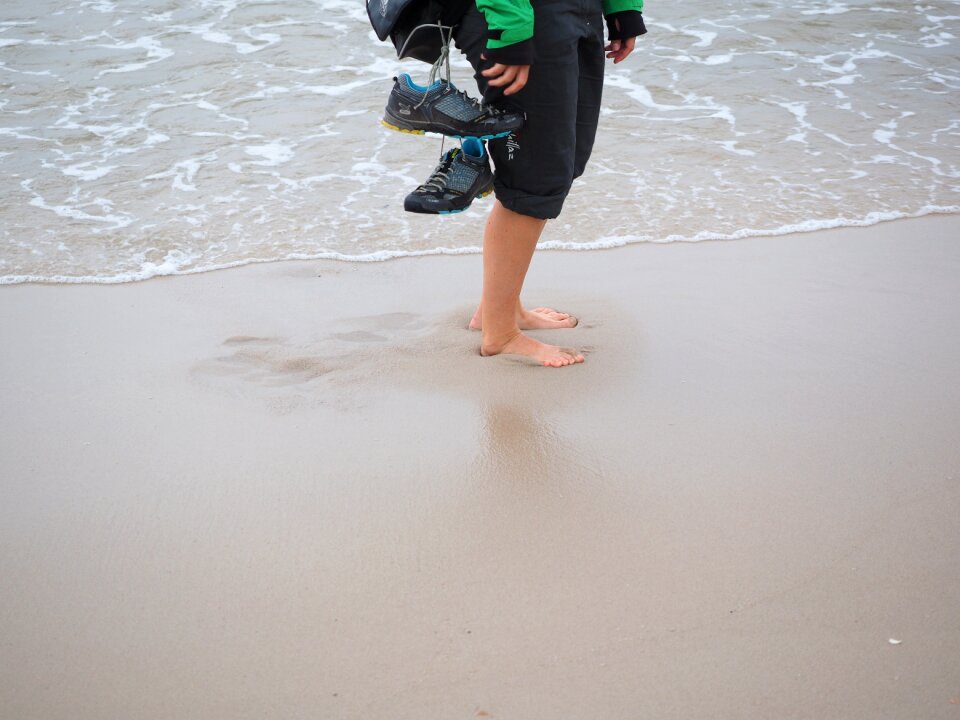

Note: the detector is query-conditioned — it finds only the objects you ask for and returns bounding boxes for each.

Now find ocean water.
[1,0,958,284]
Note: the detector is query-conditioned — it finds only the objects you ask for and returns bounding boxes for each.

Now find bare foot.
[469,305,578,331]
[481,332,585,367]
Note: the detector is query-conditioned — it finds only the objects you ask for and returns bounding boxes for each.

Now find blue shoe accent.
[450,130,514,141]
[398,72,446,94]
[461,136,485,160]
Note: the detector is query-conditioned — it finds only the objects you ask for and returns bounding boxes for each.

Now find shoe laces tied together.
[417,23,500,120]
[426,22,454,87]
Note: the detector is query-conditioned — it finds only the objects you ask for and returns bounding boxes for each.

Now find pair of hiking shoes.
[382,74,523,214]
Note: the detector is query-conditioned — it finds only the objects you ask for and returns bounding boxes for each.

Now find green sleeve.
[475,0,644,63]
[475,0,535,49]
[602,0,643,15]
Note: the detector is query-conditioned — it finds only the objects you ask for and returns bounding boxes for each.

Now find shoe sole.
[405,188,494,215]
[382,118,516,142]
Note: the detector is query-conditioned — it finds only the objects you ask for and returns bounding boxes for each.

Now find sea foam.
[0,0,957,284]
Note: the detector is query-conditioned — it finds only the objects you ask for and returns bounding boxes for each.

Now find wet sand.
[2,215,960,719]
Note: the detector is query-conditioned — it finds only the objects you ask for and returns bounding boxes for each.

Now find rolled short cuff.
[494,181,569,220]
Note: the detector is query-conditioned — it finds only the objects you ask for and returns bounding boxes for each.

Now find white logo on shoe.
[398,104,412,116]
[379,0,389,17]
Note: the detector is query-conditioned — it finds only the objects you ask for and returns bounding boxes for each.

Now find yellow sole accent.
[381,120,425,135]
[478,190,493,198]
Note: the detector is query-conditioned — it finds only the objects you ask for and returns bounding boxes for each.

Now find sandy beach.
[2,215,959,719]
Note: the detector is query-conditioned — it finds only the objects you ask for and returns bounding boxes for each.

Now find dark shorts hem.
[494,182,566,220]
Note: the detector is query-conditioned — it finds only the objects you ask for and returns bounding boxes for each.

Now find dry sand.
[2,215,959,719]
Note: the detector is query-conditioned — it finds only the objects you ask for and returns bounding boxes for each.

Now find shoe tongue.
[461,137,484,158]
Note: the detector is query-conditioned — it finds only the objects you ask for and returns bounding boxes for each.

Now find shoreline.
[2,215,959,719]
[3,207,958,286]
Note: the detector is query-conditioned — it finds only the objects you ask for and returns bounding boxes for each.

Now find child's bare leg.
[479,201,584,367]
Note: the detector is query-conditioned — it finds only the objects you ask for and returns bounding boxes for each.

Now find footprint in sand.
[191,313,439,404]
[195,336,336,389]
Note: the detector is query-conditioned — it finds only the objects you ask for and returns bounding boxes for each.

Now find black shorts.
[454,0,606,220]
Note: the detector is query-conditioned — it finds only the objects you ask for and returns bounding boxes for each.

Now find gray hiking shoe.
[383,73,524,140]
[404,137,494,215]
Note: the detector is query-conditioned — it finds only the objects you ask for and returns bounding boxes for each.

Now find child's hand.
[605,37,636,64]
[482,62,530,96]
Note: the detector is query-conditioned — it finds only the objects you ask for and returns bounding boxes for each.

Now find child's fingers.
[486,65,519,87]
[608,37,636,63]
[482,63,530,94]
[502,66,529,95]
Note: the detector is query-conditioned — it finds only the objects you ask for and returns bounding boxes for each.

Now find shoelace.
[417,150,460,193]
[412,81,504,124]
[453,87,505,119]
[412,22,511,122]
[427,22,454,86]
[411,23,453,110]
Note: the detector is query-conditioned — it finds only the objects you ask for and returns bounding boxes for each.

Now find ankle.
[481,327,521,355]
